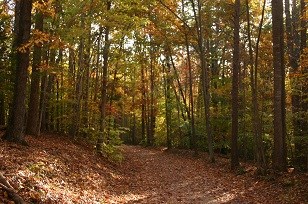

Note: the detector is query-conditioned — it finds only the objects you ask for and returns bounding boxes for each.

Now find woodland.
[0,0,307,203]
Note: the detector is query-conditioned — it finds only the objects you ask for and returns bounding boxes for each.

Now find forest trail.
[118,146,217,203]
[118,146,283,204]
[0,134,307,203]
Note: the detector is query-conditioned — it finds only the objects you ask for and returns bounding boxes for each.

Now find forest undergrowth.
[0,131,307,204]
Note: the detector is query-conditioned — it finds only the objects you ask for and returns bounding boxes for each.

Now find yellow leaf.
[4,191,8,198]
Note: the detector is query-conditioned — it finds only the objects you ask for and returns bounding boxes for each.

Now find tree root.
[0,173,27,204]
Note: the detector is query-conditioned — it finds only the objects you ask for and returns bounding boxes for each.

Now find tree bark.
[231,0,240,170]
[164,50,172,149]
[296,0,308,171]
[97,1,111,151]
[246,0,267,170]
[141,61,147,143]
[190,0,214,160]
[272,0,287,171]
[147,36,156,146]
[26,8,44,136]
[4,0,32,144]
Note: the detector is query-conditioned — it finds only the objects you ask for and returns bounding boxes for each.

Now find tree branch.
[0,173,27,204]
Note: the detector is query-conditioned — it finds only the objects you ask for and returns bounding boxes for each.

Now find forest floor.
[0,132,307,204]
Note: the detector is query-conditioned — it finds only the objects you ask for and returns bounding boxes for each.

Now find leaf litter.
[0,132,307,203]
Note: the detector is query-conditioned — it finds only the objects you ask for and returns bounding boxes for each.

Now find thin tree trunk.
[82,26,92,133]
[72,16,85,138]
[147,38,156,146]
[246,0,267,170]
[130,67,137,144]
[185,36,196,152]
[141,62,147,143]
[164,50,172,149]
[97,1,111,151]
[285,0,300,167]
[94,28,102,102]
[45,73,55,132]
[170,55,190,120]
[190,0,214,160]
[38,52,48,136]
[56,50,63,132]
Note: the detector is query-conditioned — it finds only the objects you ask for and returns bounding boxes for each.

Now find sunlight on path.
[113,146,239,204]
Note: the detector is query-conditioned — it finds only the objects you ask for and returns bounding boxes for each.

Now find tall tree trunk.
[130,66,137,144]
[164,50,172,149]
[94,28,102,102]
[246,0,267,170]
[68,48,75,134]
[38,51,48,136]
[190,0,214,160]
[26,8,44,136]
[285,0,300,167]
[181,0,195,150]
[272,0,287,171]
[296,0,308,171]
[83,29,92,133]
[141,60,147,143]
[97,1,111,151]
[186,38,196,151]
[45,50,56,132]
[56,50,63,133]
[72,16,85,138]
[147,37,156,146]
[231,0,240,170]
[4,0,32,144]
[45,73,55,132]
[0,0,8,127]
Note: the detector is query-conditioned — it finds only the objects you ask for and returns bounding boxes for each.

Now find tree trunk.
[296,0,308,171]
[72,16,85,138]
[285,0,300,168]
[190,0,214,160]
[38,70,47,136]
[272,0,287,171]
[231,0,240,170]
[4,0,32,144]
[82,28,92,133]
[185,37,196,151]
[147,38,156,146]
[170,55,189,121]
[26,8,43,136]
[164,50,172,149]
[97,1,111,151]
[141,61,147,143]
[246,0,267,170]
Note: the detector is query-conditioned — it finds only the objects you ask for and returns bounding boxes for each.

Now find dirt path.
[113,146,217,203]
[107,146,280,204]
